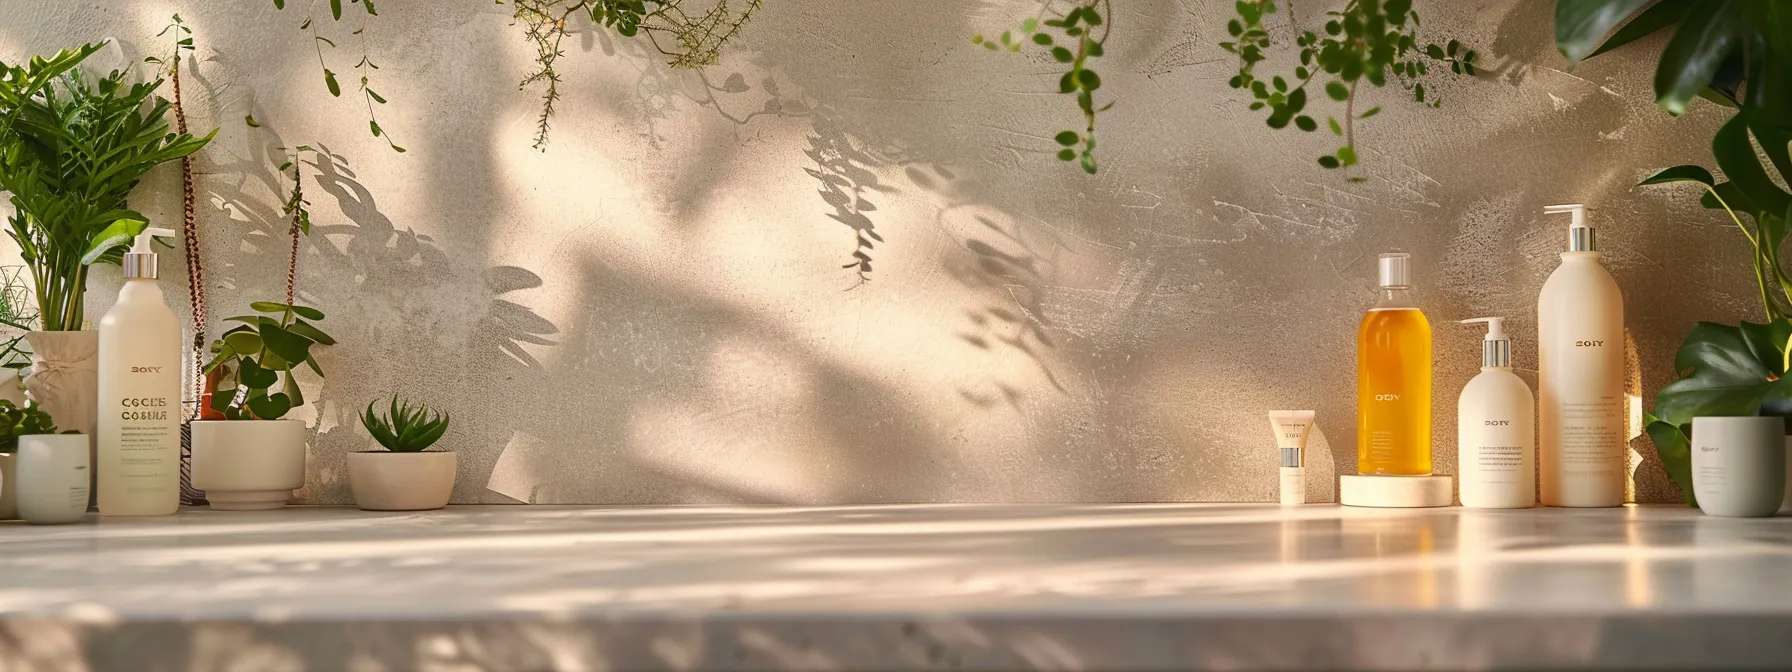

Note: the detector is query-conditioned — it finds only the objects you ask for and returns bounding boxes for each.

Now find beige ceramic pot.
[190,419,307,510]
[347,450,456,511]
[0,452,15,519]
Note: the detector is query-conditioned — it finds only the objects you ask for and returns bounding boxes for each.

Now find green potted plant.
[0,400,64,520]
[190,302,334,510]
[1556,2,1792,507]
[350,395,454,511]
[0,43,213,447]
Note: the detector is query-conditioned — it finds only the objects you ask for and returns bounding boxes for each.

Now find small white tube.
[1268,410,1316,506]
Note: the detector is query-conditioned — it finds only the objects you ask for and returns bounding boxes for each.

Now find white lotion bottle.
[97,227,183,516]
[1537,204,1626,507]
[1457,318,1535,508]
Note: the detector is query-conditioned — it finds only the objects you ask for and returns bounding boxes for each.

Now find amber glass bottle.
[1357,252,1433,475]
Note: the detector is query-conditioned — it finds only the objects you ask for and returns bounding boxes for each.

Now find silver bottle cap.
[1544,204,1595,252]
[1377,252,1411,288]
[1569,225,1596,252]
[122,252,157,279]
[1482,338,1511,367]
[1460,317,1511,368]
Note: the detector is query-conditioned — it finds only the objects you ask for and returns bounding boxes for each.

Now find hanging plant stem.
[975,0,1113,174]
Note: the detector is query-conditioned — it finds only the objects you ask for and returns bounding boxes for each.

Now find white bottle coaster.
[1340,474,1454,508]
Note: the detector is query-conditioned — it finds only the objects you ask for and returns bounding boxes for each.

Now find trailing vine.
[975,0,1112,174]
[144,15,209,421]
[1221,0,1477,178]
[507,0,763,150]
[270,0,402,152]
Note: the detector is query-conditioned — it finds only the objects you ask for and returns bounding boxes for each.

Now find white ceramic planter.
[16,434,89,524]
[190,419,307,511]
[348,450,456,511]
[1692,416,1787,518]
[1784,435,1792,515]
[0,452,15,520]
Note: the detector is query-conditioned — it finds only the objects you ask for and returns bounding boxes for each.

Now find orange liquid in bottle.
[1357,307,1433,475]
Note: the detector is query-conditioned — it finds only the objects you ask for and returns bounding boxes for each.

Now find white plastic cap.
[131,227,176,255]
[1460,317,1511,367]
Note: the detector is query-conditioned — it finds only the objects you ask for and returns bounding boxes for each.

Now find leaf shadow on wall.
[484,255,958,504]
[198,122,562,504]
[805,104,895,286]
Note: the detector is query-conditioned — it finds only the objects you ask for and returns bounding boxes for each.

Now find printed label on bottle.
[1560,398,1622,476]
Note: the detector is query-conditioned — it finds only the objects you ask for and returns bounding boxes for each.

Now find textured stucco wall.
[0,1,1742,504]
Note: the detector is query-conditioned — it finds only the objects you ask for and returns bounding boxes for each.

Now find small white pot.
[0,452,15,519]
[1692,416,1787,518]
[190,419,307,511]
[16,434,89,524]
[348,450,456,511]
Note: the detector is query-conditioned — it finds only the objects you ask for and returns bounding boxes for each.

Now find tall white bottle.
[97,227,183,516]
[1537,204,1626,507]
[1457,317,1535,508]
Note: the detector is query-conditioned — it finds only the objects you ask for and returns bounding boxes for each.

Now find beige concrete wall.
[0,1,1743,504]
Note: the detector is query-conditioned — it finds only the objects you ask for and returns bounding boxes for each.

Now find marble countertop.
[1,504,1790,670]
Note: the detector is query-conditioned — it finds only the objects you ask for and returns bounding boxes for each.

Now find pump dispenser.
[97,226,183,516]
[1457,317,1535,508]
[1537,204,1625,507]
[1357,252,1433,475]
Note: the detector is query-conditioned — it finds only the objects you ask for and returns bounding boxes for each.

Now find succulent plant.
[361,395,449,452]
[203,302,335,420]
[0,400,61,453]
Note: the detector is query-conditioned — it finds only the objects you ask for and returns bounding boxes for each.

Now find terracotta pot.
[348,450,456,511]
[190,419,307,510]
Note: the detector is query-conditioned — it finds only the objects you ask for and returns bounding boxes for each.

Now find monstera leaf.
[1647,319,1792,506]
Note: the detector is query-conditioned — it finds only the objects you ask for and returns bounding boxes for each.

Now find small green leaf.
[1057,149,1076,161]
[245,114,262,128]
[224,331,264,356]
[290,305,326,320]
[251,301,292,314]
[1033,33,1052,45]
[1325,80,1349,101]
[1638,165,1716,187]
[1022,18,1038,33]
[288,319,336,345]
[1328,116,1343,135]
[367,88,386,104]
[972,34,984,45]
[1052,46,1074,63]
[1294,115,1317,131]
[1358,105,1381,119]
[330,0,342,20]
[1076,69,1101,90]
[261,324,314,365]
[1338,146,1358,166]
[300,17,312,29]
[1055,131,1079,146]
[324,69,341,96]
[1425,44,1445,59]
[370,120,383,137]
[1318,155,1340,168]
[274,0,285,8]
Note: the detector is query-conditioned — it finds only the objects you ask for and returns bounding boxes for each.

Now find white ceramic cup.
[1692,416,1787,518]
[15,433,90,524]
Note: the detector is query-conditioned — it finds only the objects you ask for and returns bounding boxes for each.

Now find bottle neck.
[1373,286,1417,309]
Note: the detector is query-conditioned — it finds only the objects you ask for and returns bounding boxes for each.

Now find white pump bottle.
[1457,317,1535,508]
[97,226,183,516]
[1537,204,1626,507]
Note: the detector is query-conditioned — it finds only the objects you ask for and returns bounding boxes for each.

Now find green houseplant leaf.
[361,394,450,452]
[204,302,331,420]
[1556,0,1653,63]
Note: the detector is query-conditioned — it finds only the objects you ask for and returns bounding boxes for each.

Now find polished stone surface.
[2,504,1791,670]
